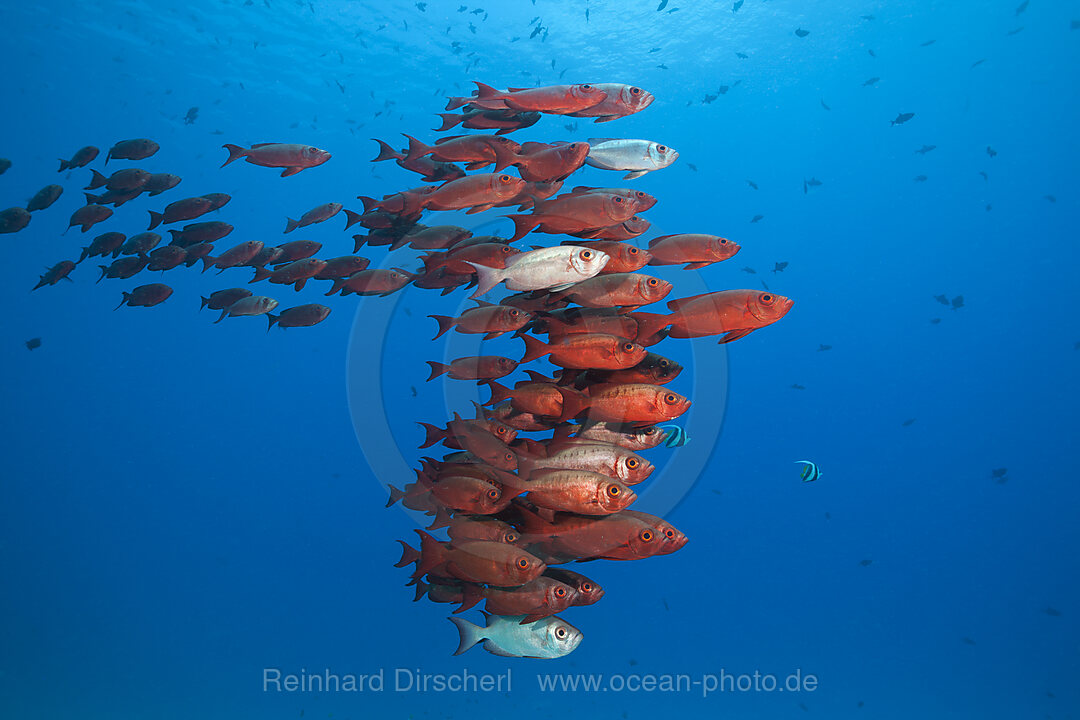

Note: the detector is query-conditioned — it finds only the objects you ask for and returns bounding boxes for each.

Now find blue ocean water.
[2,0,1078,717]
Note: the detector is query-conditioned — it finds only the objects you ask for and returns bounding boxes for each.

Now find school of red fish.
[5,81,793,658]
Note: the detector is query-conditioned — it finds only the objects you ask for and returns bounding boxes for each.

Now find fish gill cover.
[2,0,1078,717]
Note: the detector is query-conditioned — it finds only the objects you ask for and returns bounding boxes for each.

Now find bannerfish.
[795,460,822,482]
[585,138,678,180]
[657,425,690,448]
[449,612,582,658]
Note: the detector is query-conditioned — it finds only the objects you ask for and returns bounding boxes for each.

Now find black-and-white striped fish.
[795,460,822,482]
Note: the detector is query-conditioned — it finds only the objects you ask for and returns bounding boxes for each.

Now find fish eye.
[622,342,635,352]
[582,582,593,592]
[581,250,593,260]
[555,587,567,598]
[644,427,657,435]
[658,359,670,368]
[517,557,530,569]
[628,247,638,255]
[647,278,658,287]
[640,530,653,542]
[501,245,513,253]
[607,485,621,497]
[613,196,624,203]
[509,309,520,317]
[760,293,774,305]
[664,528,676,539]
[630,87,641,95]
[499,175,511,182]
[555,627,567,639]
[487,488,499,499]
[657,145,667,152]
[719,238,728,244]
[582,84,593,90]
[664,393,677,404]
[504,452,514,462]
[506,532,519,543]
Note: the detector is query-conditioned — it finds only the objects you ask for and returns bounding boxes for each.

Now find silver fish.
[449,612,583,658]
[467,246,608,298]
[584,138,679,180]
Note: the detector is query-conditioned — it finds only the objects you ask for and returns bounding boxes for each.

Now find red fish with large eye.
[664,289,794,344]
[255,258,327,291]
[65,204,113,234]
[519,333,647,371]
[584,383,691,427]
[421,243,520,277]
[564,187,658,213]
[511,142,590,182]
[543,568,605,606]
[403,133,521,172]
[562,240,652,274]
[435,107,541,135]
[314,256,370,280]
[458,82,609,115]
[548,273,673,312]
[220,142,331,177]
[647,234,741,270]
[513,508,668,562]
[507,191,638,241]
[33,261,76,290]
[537,307,641,342]
[566,84,655,122]
[58,145,99,172]
[426,355,519,383]
[587,351,683,386]
[325,268,414,297]
[147,196,216,231]
[572,215,651,241]
[484,377,589,423]
[167,221,233,248]
[201,240,264,273]
[413,531,546,587]
[371,138,467,182]
[446,516,521,546]
[428,301,532,340]
[400,173,525,215]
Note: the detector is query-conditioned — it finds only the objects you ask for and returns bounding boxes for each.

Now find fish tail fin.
[371,138,403,162]
[464,261,505,298]
[506,214,541,242]
[445,94,474,111]
[96,265,107,284]
[484,380,512,407]
[491,144,518,172]
[199,295,210,310]
[351,234,367,253]
[413,579,430,602]
[394,539,420,567]
[251,267,271,283]
[473,81,501,100]
[220,143,248,167]
[57,159,68,172]
[403,133,431,161]
[434,113,464,132]
[386,484,407,508]
[214,308,229,324]
[266,313,278,332]
[556,387,589,422]
[356,195,378,213]
[631,311,672,342]
[417,421,447,449]
[518,333,551,364]
[200,256,216,273]
[425,361,450,382]
[77,247,89,264]
[84,169,107,190]
[447,616,484,656]
[325,278,346,296]
[427,505,453,531]
[342,208,362,230]
[284,217,299,234]
[114,292,129,311]
[146,210,163,231]
[413,529,446,580]
[428,314,455,340]
[454,584,484,615]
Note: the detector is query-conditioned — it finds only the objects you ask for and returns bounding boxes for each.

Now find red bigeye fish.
[32,261,76,290]
[147,196,216,230]
[647,234,741,270]
[106,138,158,164]
[371,139,466,182]
[534,307,639,341]
[428,301,532,340]
[519,333,647,371]
[587,351,683,385]
[214,295,279,323]
[201,241,264,273]
[463,82,609,115]
[664,290,794,344]
[584,384,691,427]
[421,243,519,276]
[434,107,541,135]
[146,245,188,271]
[543,568,604,606]
[324,268,414,297]
[284,202,362,233]
[167,221,233,248]
[0,207,32,234]
[403,133,520,172]
[565,84,654,122]
[96,256,149,282]
[27,185,64,212]
[273,239,322,264]
[452,576,577,623]
[252,258,326,291]
[547,273,673,311]
[412,531,546,587]
[507,193,638,241]
[266,304,332,330]
[401,173,525,215]
[65,204,113,234]
[220,143,331,177]
[85,168,150,192]
[511,142,590,182]
[445,516,521,546]
[199,288,252,311]
[143,173,183,196]
[521,469,637,516]
[79,232,126,262]
[426,355,519,383]
[572,215,651,241]
[401,225,473,250]
[484,378,589,423]
[58,145,99,172]
[563,186,658,213]
[115,283,173,310]
[314,256,370,280]
[120,232,161,256]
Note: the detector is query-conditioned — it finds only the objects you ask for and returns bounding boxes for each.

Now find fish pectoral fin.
[482,640,520,658]
[587,138,619,144]
[592,116,617,123]
[717,329,752,344]
[280,167,303,177]
[682,262,712,271]
[465,204,494,214]
[622,170,649,180]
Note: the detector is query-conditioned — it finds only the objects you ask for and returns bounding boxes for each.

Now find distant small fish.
[184,106,199,125]
[564,122,578,132]
[985,203,992,212]
[1007,26,1024,35]
[902,418,916,426]
[961,637,977,645]
[920,39,936,47]
[656,64,668,70]
[662,598,669,610]
[649,47,660,53]
[795,28,810,38]
[930,318,941,324]
[773,261,788,273]
[747,180,758,189]
[915,145,936,154]
[656,0,667,9]
[470,7,483,13]
[991,468,1007,479]
[820,99,831,111]
[741,266,756,274]
[687,163,697,172]
[859,558,874,567]
[951,295,964,310]
[1045,607,1062,617]
[863,77,879,86]
[799,703,809,712]
[795,460,822,482]
[817,344,831,351]
[1044,195,1056,202]
[914,175,928,182]
[891,112,915,126]
[25,337,41,351]
[824,512,831,519]
[416,2,426,10]
[750,214,763,223]
[934,294,950,305]
[736,52,749,59]
[970,58,986,69]
[986,146,997,158]
[732,0,743,11]
[1015,0,1028,15]
[468,22,477,33]
[862,14,874,20]
[790,383,806,390]
[411,386,418,397]
[979,170,989,181]
[868,49,876,58]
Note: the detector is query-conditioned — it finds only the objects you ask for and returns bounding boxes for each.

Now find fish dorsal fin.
[434,135,466,145]
[666,291,720,312]
[587,138,619,145]
[524,369,552,384]
[250,143,282,148]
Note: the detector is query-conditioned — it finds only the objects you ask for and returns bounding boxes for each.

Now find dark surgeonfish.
[891,112,915,126]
